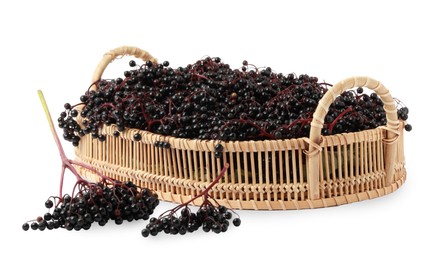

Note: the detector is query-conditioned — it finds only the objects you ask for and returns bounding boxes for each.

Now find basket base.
[158,172,406,210]
[77,164,406,210]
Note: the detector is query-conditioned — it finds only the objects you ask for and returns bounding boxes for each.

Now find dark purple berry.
[141,228,150,237]
[133,133,141,141]
[45,200,53,209]
[22,223,29,231]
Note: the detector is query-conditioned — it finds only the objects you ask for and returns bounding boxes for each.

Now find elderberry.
[133,133,142,141]
[23,181,159,232]
[143,204,239,237]
[215,143,223,152]
[45,200,53,209]
[142,163,240,237]
[58,57,412,146]
[22,223,29,231]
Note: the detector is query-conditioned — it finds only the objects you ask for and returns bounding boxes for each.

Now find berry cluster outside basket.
[75,46,406,210]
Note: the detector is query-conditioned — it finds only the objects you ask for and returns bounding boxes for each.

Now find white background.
[1,0,439,259]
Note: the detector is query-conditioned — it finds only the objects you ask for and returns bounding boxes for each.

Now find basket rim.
[98,122,401,153]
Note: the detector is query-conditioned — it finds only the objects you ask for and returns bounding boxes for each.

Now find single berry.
[31,222,38,230]
[44,213,52,221]
[215,151,222,159]
[405,124,412,132]
[141,228,150,237]
[179,226,187,235]
[218,206,227,213]
[80,95,88,102]
[45,200,53,209]
[150,227,158,236]
[70,110,78,117]
[212,224,221,234]
[133,133,142,141]
[215,144,223,152]
[274,131,283,139]
[22,223,30,231]
[129,60,137,67]
[233,218,241,227]
[38,221,47,231]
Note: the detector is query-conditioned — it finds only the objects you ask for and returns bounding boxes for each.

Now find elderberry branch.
[24,91,159,232]
[142,163,240,237]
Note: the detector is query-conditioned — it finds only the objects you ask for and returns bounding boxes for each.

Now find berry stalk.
[23,91,159,232]
[38,90,130,197]
[39,90,81,197]
[328,106,354,133]
[159,163,230,218]
[142,163,241,237]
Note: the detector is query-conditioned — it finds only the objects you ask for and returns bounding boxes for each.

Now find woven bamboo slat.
[74,46,407,210]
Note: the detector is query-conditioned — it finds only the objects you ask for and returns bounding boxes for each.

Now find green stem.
[38,90,122,198]
[37,90,68,162]
[38,90,85,198]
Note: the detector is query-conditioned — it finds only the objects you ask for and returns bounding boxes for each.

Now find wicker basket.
[75,46,406,210]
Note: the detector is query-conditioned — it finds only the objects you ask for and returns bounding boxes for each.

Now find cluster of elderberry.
[58,57,412,146]
[22,181,159,231]
[140,163,238,237]
[396,106,411,131]
[142,204,240,237]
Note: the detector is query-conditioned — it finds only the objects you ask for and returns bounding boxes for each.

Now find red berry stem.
[266,84,300,105]
[158,163,230,218]
[328,106,354,133]
[23,92,159,231]
[38,90,125,199]
[142,163,238,237]
[220,119,274,139]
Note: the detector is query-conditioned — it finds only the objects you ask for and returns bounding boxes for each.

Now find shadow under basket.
[74,46,407,210]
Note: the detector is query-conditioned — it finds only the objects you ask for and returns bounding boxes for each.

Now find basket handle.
[90,46,158,91]
[307,76,400,200]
